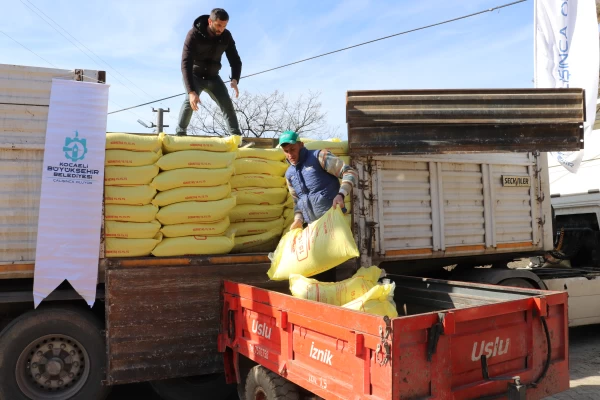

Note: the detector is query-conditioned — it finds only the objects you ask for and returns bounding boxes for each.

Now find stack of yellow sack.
[104,133,162,257]
[229,147,288,253]
[303,138,352,226]
[150,134,240,256]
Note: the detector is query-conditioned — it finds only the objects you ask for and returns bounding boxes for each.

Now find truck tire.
[150,373,236,400]
[498,278,536,289]
[0,305,110,400]
[244,366,300,400]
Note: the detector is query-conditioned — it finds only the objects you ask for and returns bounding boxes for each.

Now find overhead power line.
[108,0,528,115]
[19,0,153,104]
[21,0,156,101]
[1,29,58,68]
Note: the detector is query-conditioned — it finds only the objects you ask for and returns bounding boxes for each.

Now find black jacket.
[181,15,242,93]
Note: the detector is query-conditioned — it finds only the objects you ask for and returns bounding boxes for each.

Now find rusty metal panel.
[346,89,586,155]
[0,64,102,265]
[105,256,356,384]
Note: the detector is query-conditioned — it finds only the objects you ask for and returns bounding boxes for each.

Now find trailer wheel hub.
[16,334,90,399]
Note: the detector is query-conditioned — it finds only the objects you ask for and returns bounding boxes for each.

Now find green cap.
[278,130,299,147]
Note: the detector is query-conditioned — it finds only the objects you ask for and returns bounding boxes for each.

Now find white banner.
[33,79,109,307]
[534,0,599,173]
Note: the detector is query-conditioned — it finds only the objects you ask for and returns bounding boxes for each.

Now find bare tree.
[187,90,338,139]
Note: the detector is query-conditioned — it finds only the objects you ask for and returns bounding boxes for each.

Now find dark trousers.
[176,75,241,136]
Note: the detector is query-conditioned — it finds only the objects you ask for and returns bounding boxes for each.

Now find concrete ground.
[546,324,600,399]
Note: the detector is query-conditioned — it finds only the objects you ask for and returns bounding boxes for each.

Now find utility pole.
[152,108,170,133]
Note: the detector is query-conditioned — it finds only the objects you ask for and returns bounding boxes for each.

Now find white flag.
[534,0,599,173]
[33,79,109,307]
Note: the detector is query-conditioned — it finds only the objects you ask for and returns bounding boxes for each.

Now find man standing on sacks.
[176,8,242,136]
[279,131,358,230]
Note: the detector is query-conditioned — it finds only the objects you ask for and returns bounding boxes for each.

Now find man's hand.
[230,79,239,98]
[189,91,201,111]
[332,194,345,210]
[290,219,303,231]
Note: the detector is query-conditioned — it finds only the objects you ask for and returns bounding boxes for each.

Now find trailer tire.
[0,305,110,400]
[244,366,300,400]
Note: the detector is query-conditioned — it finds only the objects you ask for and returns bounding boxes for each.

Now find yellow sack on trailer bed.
[105,233,163,257]
[105,149,161,166]
[156,150,236,170]
[289,266,382,306]
[106,132,161,152]
[104,185,157,205]
[156,197,236,225]
[152,184,231,206]
[267,207,359,280]
[151,167,234,191]
[152,232,235,256]
[162,134,240,153]
[105,165,159,186]
[342,282,398,318]
[104,220,161,239]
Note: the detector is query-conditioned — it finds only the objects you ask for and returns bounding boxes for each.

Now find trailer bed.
[220,276,569,399]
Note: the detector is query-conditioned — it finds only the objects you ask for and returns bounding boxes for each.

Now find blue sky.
[2,0,535,137]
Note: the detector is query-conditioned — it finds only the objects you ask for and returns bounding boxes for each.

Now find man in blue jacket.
[176,8,242,136]
[279,131,358,230]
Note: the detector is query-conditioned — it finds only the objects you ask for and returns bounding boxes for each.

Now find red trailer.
[219,275,569,400]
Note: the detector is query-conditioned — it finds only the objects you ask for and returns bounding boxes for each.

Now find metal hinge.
[376,316,392,366]
[427,313,445,362]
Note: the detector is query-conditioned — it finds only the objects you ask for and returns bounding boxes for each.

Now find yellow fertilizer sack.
[234,158,288,176]
[105,204,158,223]
[151,167,234,191]
[105,149,161,167]
[230,174,286,189]
[162,134,241,153]
[267,207,359,280]
[105,164,159,186]
[104,220,161,239]
[231,228,283,254]
[105,233,163,258]
[304,139,348,155]
[232,187,288,205]
[229,204,284,223]
[283,195,293,209]
[342,282,398,318]
[152,232,235,257]
[230,217,284,237]
[152,184,231,207]
[104,185,157,206]
[236,147,285,161]
[156,150,236,171]
[106,132,161,152]
[156,197,236,225]
[160,217,230,238]
[289,266,382,306]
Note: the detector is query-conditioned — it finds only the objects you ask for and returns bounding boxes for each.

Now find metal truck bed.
[220,276,569,399]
